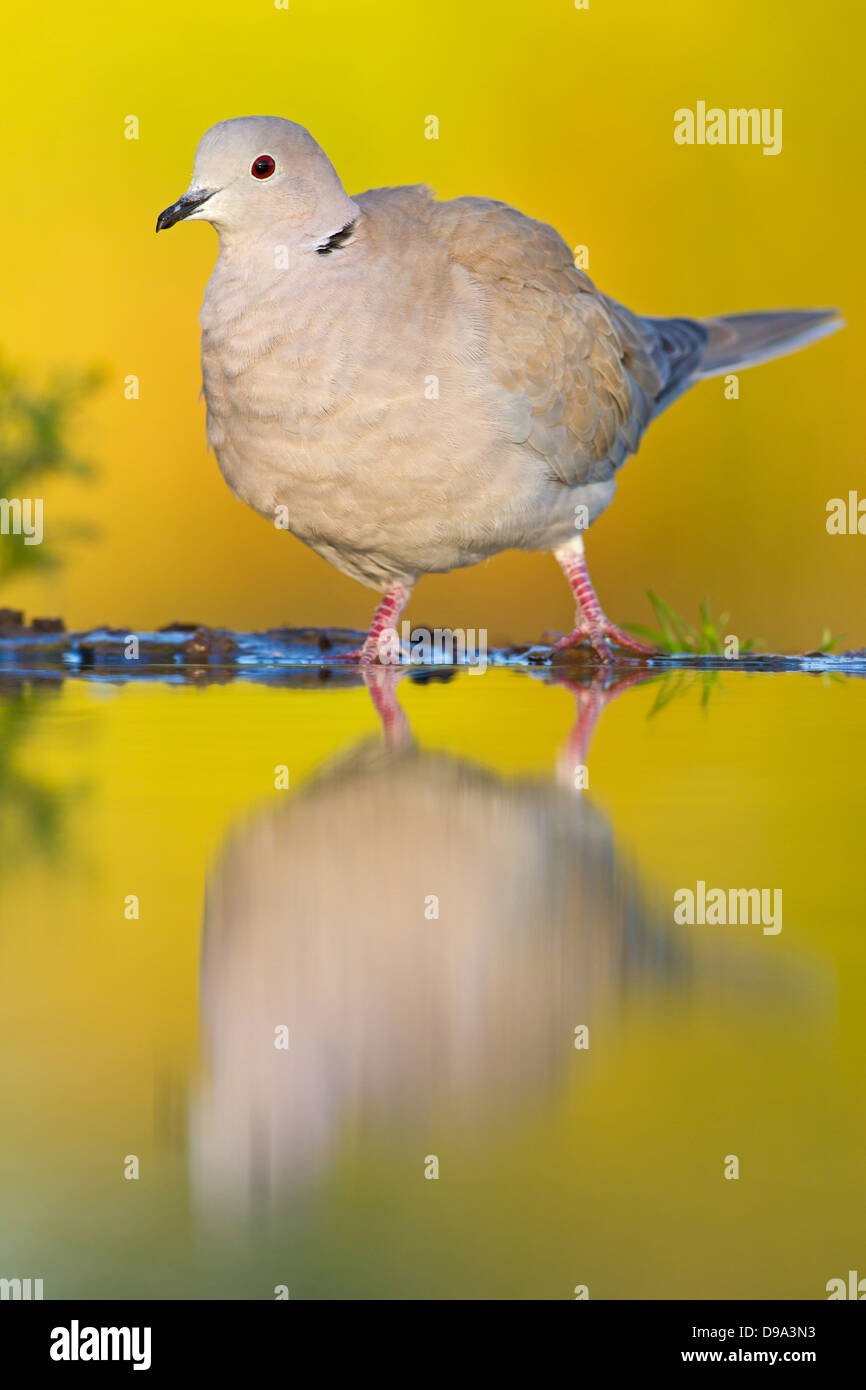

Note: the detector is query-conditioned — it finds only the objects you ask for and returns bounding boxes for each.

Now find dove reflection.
[191,669,678,1216]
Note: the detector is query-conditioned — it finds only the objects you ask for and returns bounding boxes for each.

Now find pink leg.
[363,667,412,748]
[344,583,412,665]
[553,537,654,661]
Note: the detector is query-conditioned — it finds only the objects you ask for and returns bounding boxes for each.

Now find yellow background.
[2,0,862,648]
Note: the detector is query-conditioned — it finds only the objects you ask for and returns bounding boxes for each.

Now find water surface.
[0,666,863,1299]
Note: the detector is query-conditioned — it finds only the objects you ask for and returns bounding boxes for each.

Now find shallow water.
[1,664,864,1299]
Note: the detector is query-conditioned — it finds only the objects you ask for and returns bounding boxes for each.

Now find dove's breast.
[199,231,607,588]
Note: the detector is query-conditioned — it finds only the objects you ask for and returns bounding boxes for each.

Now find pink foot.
[553,619,655,661]
[552,538,656,662]
[341,641,380,665]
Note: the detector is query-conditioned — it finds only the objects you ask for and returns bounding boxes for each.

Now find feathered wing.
[427,195,842,485]
[430,195,666,486]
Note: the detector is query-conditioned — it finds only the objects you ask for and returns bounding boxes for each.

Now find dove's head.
[156,116,358,248]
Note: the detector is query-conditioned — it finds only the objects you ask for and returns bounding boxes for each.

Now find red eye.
[251,154,276,180]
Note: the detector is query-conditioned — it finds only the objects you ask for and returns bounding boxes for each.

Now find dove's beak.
[156,188,216,232]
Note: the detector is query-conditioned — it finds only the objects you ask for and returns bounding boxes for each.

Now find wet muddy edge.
[1,608,865,685]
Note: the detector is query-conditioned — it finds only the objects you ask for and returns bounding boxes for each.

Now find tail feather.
[696,307,843,377]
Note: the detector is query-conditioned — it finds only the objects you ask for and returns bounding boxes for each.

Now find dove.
[157,116,842,661]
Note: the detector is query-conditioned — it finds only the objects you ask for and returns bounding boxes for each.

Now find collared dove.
[157,117,842,660]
